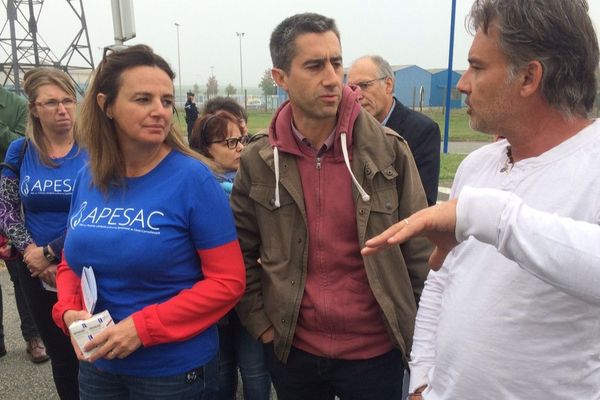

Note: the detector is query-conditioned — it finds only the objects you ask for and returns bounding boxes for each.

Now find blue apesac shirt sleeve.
[188,163,238,250]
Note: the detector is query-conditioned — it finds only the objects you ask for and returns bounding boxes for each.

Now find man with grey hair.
[362,0,600,398]
[348,56,440,206]
[232,12,431,400]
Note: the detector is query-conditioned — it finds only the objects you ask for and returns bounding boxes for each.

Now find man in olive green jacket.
[231,12,431,400]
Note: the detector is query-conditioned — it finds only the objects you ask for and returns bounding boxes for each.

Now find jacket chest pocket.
[249,183,299,252]
[249,183,295,211]
[370,165,399,215]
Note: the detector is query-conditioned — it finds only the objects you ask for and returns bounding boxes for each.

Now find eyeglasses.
[35,98,76,110]
[352,77,388,91]
[209,136,250,149]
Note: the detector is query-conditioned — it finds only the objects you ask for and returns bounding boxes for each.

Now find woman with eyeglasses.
[51,44,245,400]
[0,67,85,399]
[189,113,249,197]
[191,99,272,400]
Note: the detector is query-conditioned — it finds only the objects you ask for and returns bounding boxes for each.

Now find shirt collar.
[291,119,336,156]
[381,98,396,126]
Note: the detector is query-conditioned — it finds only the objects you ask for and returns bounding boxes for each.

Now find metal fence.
[177,94,281,112]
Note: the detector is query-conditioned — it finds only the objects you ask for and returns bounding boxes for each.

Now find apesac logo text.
[70,201,164,235]
[20,176,73,197]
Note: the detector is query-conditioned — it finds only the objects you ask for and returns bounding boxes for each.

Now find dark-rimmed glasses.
[209,136,250,149]
[352,77,387,90]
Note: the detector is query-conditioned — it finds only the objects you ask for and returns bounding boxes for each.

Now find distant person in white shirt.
[363,0,600,399]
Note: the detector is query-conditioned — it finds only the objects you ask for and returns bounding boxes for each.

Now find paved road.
[0,264,57,400]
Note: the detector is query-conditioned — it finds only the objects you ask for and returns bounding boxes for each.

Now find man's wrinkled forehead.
[289,31,342,63]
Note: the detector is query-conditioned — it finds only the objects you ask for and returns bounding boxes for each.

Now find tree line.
[188,69,277,99]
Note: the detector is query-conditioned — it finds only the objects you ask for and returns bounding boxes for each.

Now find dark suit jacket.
[385,98,440,206]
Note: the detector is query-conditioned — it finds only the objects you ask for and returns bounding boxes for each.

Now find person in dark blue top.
[184,91,199,140]
[52,44,246,400]
[0,68,86,400]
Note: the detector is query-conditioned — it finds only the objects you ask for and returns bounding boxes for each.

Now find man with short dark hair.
[184,91,198,140]
[231,12,431,400]
[363,1,600,398]
[348,56,440,206]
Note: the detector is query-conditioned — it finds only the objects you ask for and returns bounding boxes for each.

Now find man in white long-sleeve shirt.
[363,0,600,399]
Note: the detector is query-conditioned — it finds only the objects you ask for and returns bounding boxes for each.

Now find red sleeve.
[132,240,246,347]
[52,252,84,334]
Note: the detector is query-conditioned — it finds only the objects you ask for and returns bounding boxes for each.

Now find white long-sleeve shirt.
[410,120,600,400]
[457,186,600,305]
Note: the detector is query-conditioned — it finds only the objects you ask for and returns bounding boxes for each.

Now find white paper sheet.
[81,266,97,314]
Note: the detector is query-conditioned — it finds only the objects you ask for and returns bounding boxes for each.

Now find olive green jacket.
[0,86,27,161]
[231,109,432,363]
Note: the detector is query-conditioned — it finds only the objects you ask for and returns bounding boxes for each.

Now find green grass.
[178,107,490,143]
[440,153,467,184]
[422,108,492,142]
[174,108,272,134]
[247,112,273,133]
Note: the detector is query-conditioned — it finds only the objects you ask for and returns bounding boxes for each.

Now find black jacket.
[385,98,440,206]
[184,99,199,123]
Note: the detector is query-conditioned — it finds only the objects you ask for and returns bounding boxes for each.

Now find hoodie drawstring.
[271,133,370,209]
[340,133,370,202]
[273,146,281,208]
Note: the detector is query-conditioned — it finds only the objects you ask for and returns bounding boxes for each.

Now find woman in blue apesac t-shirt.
[0,68,87,400]
[51,45,246,400]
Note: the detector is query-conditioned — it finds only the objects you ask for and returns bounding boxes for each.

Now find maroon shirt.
[281,117,393,360]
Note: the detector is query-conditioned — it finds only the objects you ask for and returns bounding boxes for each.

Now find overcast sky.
[19,0,600,90]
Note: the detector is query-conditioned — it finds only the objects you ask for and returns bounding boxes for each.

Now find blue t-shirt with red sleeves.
[3,137,88,246]
[64,150,237,377]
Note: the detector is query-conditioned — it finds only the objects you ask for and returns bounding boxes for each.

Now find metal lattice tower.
[0,0,94,96]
